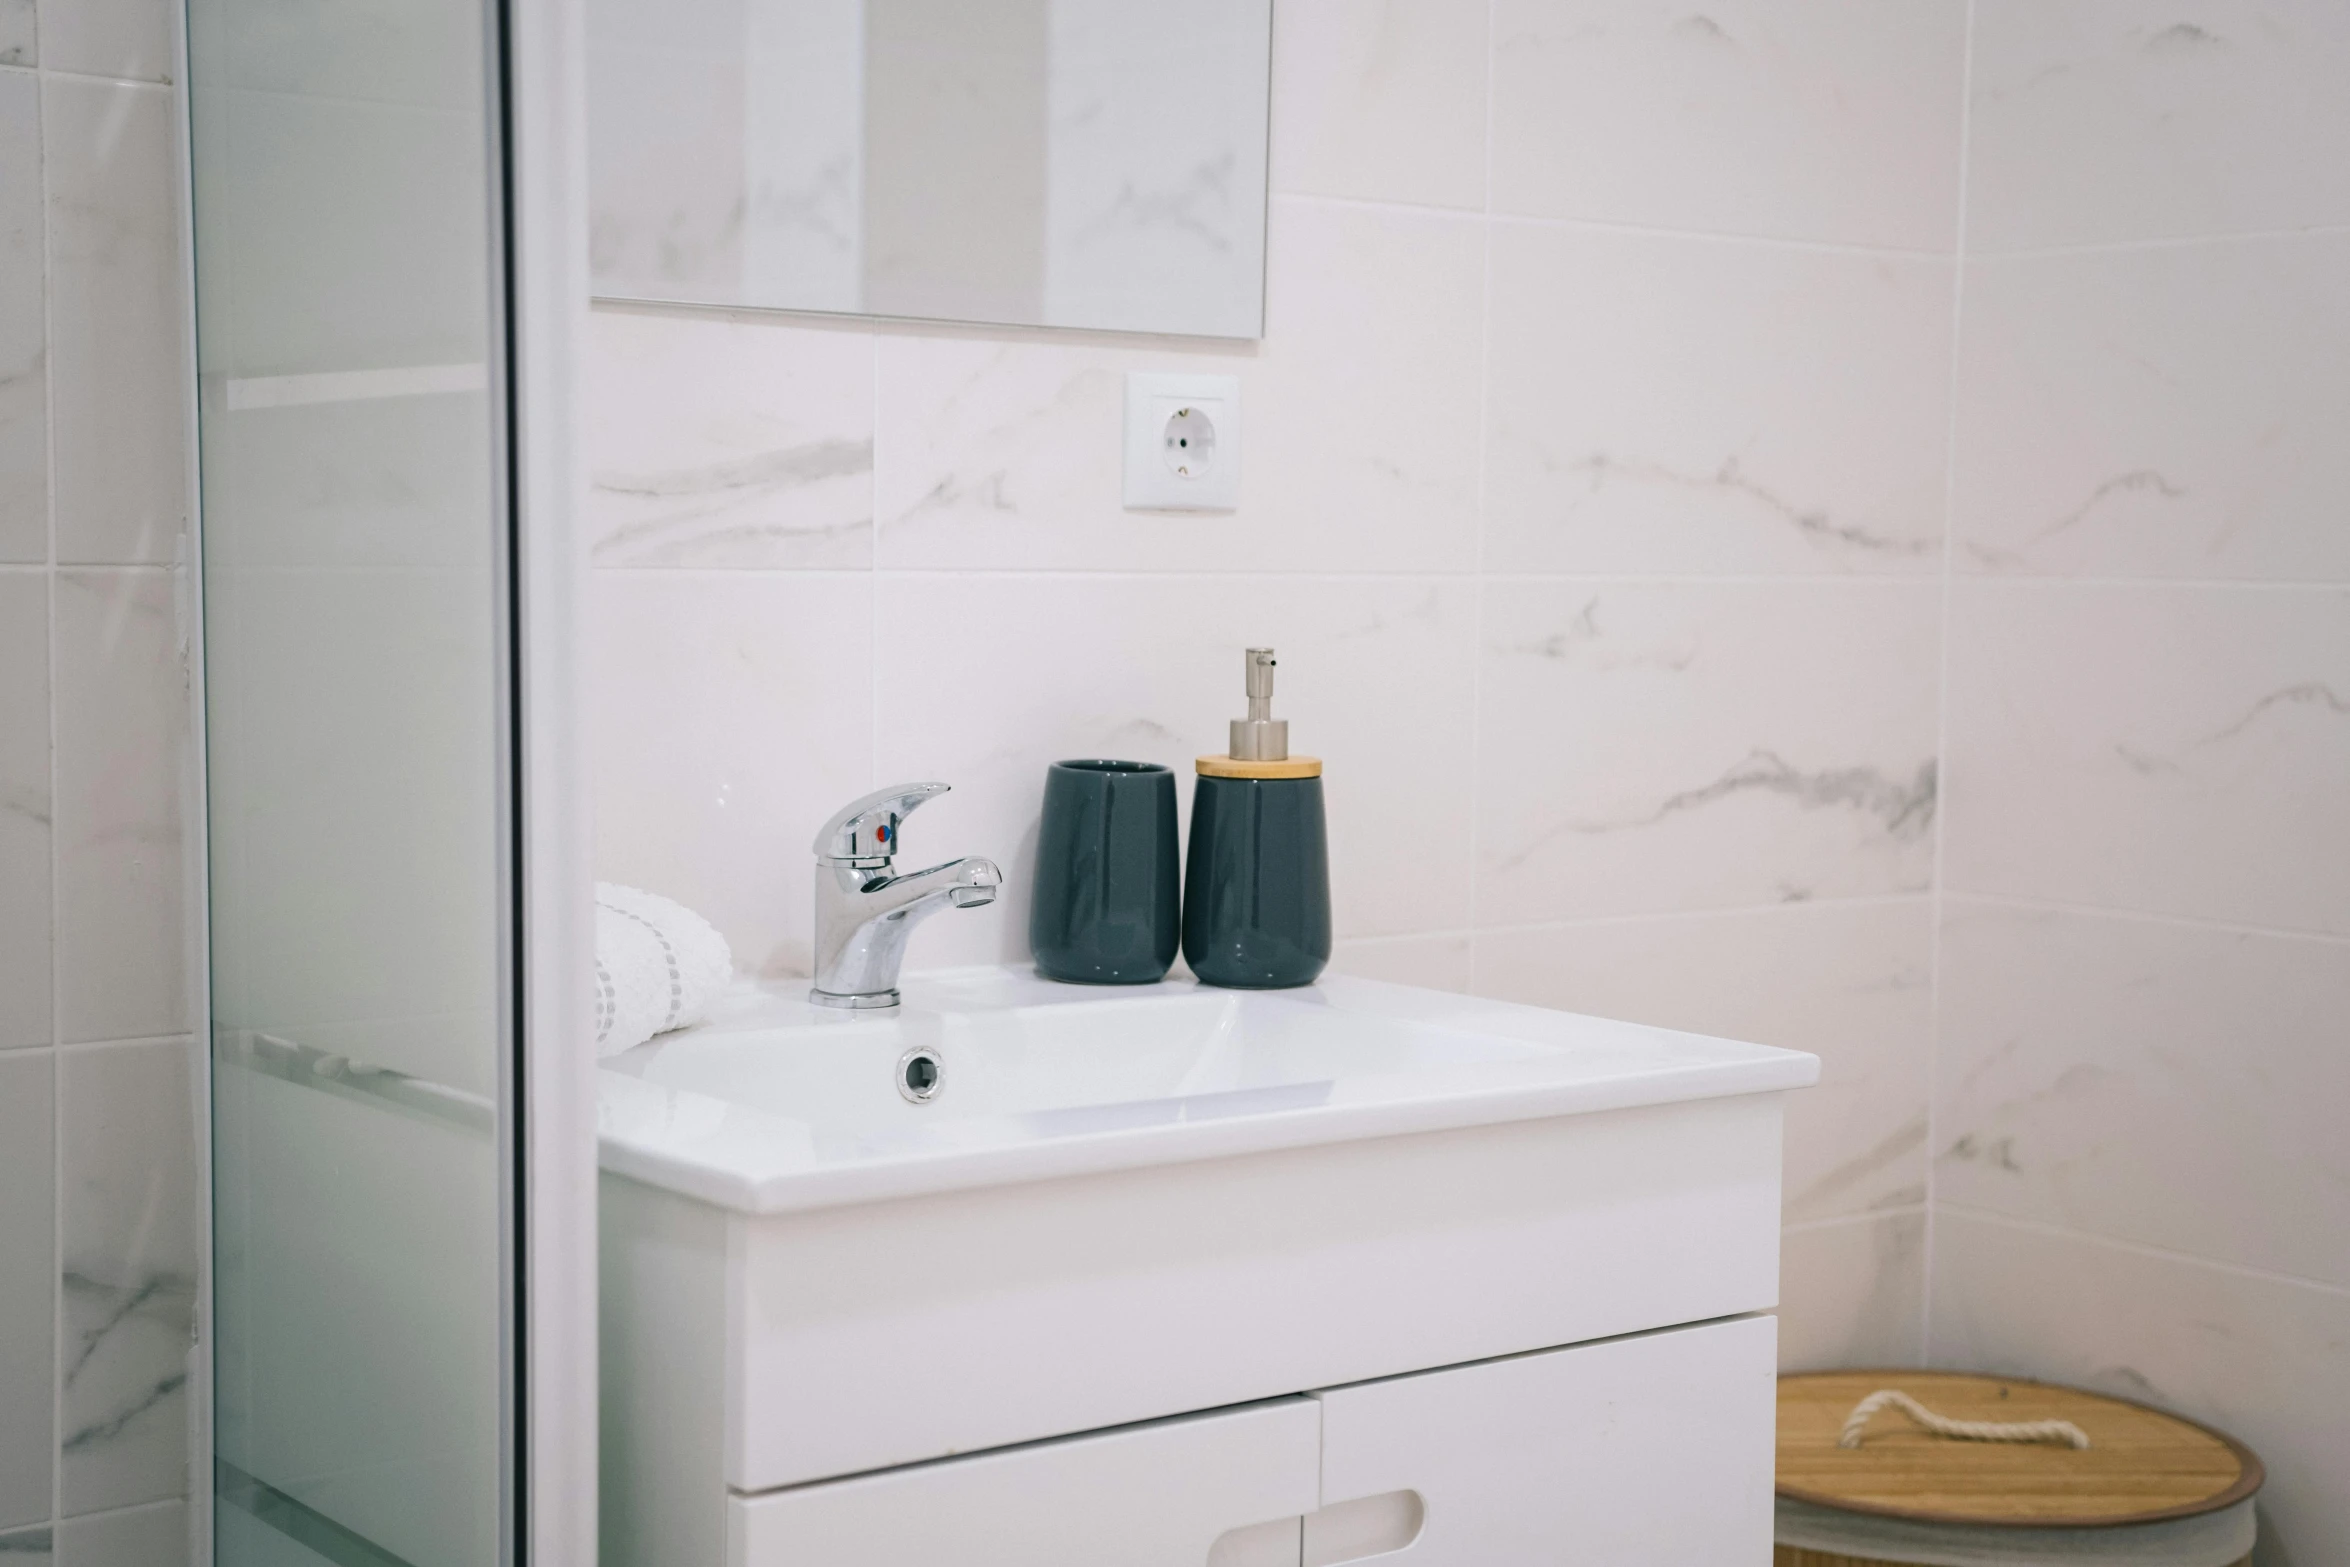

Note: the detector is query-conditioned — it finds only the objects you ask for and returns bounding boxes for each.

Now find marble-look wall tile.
[585,0,747,303]
[0,4,32,65]
[52,571,186,1045]
[1477,580,1940,924]
[34,0,171,82]
[585,308,873,568]
[1942,581,2350,935]
[1039,4,1267,340]
[0,575,48,1050]
[0,1053,53,1529]
[588,569,874,981]
[1938,897,2350,1288]
[44,79,186,567]
[1778,1212,1924,1371]
[1967,0,2350,251]
[1268,0,1487,210]
[0,69,43,562]
[1490,0,1966,250]
[198,561,497,1094]
[861,0,1048,329]
[875,197,1484,574]
[200,389,493,574]
[1237,199,1483,571]
[1483,224,1951,574]
[1931,1211,2350,1559]
[1325,933,1473,994]
[873,574,1478,970]
[199,0,479,108]
[59,1039,198,1517]
[207,92,485,379]
[52,1501,181,1567]
[1476,900,1931,1225]
[1954,235,2350,582]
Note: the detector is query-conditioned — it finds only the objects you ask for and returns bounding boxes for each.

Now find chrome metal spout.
[810,783,1000,1009]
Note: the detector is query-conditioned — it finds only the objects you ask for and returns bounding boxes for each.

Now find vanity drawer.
[728,1397,1320,1567]
[1306,1314,1777,1564]
[729,1093,1784,1489]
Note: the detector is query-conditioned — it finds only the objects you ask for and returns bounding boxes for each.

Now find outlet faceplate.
[1124,372,1241,511]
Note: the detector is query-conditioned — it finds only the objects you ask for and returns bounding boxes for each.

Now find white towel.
[594,883,733,1058]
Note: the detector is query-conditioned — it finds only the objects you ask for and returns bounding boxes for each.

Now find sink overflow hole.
[898,1047,943,1103]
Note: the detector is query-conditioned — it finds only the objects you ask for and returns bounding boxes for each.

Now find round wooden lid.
[1777,1371,2261,1528]
[1196,754,1322,779]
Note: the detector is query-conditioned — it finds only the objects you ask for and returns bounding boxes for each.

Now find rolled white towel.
[594,883,734,1059]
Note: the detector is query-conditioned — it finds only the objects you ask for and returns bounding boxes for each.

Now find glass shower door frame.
[178,0,594,1554]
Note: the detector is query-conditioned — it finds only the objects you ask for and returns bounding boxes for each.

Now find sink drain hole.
[898,1047,943,1103]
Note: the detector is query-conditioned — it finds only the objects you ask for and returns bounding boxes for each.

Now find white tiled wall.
[586,5,2350,1556]
[1933,4,2350,1557]
[4,0,2329,1557]
[0,0,200,1558]
[586,0,1962,1392]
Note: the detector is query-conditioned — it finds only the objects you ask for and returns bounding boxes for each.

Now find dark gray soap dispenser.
[1181,648,1332,989]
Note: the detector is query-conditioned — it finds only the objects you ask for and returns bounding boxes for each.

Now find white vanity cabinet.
[728,1397,1323,1567]
[1306,1315,1778,1564]
[596,970,1817,1567]
[712,1315,1777,1567]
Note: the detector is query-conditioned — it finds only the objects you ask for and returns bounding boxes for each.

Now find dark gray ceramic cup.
[1030,760,1180,984]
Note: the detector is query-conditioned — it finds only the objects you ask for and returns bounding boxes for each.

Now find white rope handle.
[1839,1389,2091,1450]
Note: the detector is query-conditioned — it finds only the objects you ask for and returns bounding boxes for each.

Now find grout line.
[591,561,2350,589]
[1481,207,1953,262]
[857,568,1938,585]
[1780,1206,1929,1239]
[1269,189,1486,226]
[1935,1205,2350,1301]
[55,1031,199,1055]
[1968,223,2350,262]
[1923,0,1984,1370]
[31,67,173,91]
[1331,891,1936,949]
[1948,573,2350,592]
[585,565,880,580]
[868,335,880,790]
[1466,0,1497,997]
[1940,889,2350,946]
[43,37,65,1529]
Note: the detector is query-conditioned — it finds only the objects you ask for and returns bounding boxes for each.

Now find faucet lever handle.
[813,781,950,864]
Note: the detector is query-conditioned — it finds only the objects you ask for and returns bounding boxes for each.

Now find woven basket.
[1775,1372,2261,1567]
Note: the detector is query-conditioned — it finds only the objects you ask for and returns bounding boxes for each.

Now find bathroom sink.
[596,965,1817,1526]
[597,966,1814,1214]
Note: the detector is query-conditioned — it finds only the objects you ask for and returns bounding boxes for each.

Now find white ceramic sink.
[597,965,1818,1552]
[597,966,1816,1214]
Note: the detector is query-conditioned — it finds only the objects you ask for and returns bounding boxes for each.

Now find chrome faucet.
[810,783,1001,1009]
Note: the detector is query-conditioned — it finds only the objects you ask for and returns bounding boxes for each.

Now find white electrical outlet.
[1123,372,1241,511]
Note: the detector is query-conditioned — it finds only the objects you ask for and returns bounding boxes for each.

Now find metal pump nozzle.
[1228,647,1289,762]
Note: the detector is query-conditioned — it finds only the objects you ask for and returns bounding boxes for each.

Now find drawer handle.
[1303,1490,1425,1566]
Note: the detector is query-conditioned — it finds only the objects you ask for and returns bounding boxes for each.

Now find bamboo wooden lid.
[1196,754,1321,779]
[1777,1371,2261,1529]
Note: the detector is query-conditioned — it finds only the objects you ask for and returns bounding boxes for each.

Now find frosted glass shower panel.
[587,0,1271,336]
[187,0,516,1557]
